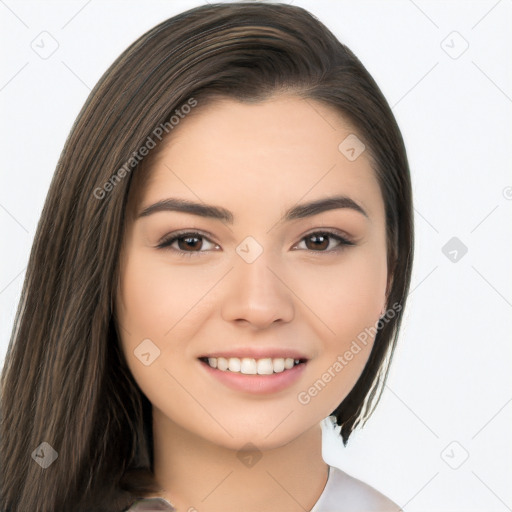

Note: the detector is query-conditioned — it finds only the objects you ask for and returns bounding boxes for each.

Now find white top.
[125,464,400,511]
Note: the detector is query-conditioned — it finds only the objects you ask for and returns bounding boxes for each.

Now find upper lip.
[198,348,309,360]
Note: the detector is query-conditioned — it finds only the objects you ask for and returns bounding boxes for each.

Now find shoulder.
[316,465,402,512]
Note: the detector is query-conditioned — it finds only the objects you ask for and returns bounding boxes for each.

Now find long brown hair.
[0,3,413,511]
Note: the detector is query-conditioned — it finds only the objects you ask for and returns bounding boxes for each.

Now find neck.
[150,408,329,512]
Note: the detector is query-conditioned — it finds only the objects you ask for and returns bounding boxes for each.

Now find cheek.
[303,248,387,340]
[115,250,214,414]
[117,249,213,342]
[294,249,387,411]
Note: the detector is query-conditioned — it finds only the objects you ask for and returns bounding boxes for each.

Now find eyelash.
[156,230,355,258]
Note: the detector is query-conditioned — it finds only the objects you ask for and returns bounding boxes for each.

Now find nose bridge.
[221,235,294,327]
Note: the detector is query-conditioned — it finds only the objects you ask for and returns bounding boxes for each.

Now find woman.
[0,3,413,511]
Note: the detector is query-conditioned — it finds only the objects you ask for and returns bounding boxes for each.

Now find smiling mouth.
[198,356,307,375]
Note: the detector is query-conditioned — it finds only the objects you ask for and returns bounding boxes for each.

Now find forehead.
[137,95,383,221]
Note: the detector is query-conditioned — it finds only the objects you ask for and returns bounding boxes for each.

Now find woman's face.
[116,94,389,450]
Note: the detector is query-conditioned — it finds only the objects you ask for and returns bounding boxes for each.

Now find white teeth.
[284,358,294,370]
[241,358,257,374]
[228,357,241,372]
[257,358,273,375]
[272,358,285,373]
[204,356,303,374]
[217,357,229,371]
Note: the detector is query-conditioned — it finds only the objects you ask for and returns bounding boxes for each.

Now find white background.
[1,1,511,510]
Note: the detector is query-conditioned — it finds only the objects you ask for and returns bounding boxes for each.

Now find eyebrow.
[137,195,369,223]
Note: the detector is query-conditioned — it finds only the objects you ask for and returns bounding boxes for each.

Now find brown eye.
[157,230,354,258]
[176,235,203,251]
[305,233,329,251]
[157,231,219,257]
[296,231,355,252]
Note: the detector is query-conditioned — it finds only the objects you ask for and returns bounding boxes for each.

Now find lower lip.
[199,360,307,394]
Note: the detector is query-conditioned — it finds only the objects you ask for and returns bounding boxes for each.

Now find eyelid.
[299,227,356,245]
[156,229,219,255]
[156,228,356,256]
[291,229,355,253]
[156,229,217,248]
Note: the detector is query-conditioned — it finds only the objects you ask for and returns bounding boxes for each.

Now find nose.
[221,248,295,329]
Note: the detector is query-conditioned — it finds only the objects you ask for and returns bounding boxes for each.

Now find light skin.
[115,94,391,512]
